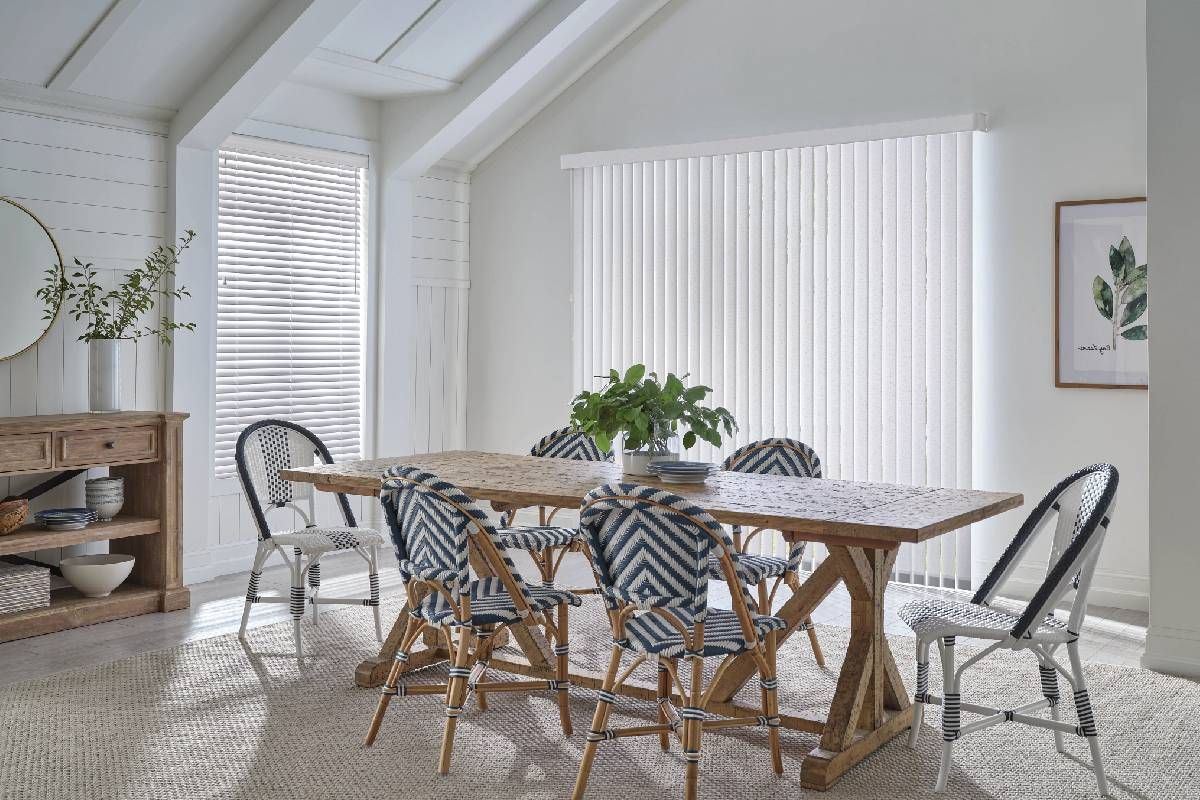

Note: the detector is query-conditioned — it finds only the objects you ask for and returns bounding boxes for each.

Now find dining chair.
[710,438,825,667]
[901,463,1119,796]
[495,426,611,588]
[234,419,385,659]
[572,483,788,800]
[365,465,581,774]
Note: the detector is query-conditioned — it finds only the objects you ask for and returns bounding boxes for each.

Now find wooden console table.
[0,411,189,642]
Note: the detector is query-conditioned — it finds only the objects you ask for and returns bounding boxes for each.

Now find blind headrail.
[560,112,988,170]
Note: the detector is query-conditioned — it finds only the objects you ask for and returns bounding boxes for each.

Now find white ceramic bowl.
[85,498,123,521]
[59,554,135,597]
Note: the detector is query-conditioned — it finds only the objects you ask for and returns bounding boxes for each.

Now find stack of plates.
[647,461,719,484]
[33,508,98,531]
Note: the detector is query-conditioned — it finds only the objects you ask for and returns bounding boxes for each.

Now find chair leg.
[935,636,958,793]
[305,548,321,626]
[572,644,623,800]
[239,541,272,640]
[910,637,932,748]
[657,661,672,752]
[365,615,423,746]
[1067,642,1109,797]
[290,548,306,661]
[555,603,573,736]
[760,633,783,776]
[805,618,825,668]
[438,626,475,775]
[683,654,704,800]
[1039,660,1065,754]
[368,546,382,642]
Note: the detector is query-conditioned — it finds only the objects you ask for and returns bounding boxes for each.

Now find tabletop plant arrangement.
[569,364,737,475]
[37,230,196,412]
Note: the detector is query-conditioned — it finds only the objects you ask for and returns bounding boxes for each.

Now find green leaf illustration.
[1125,264,1148,295]
[1120,291,1147,326]
[1109,245,1125,284]
[1120,325,1147,340]
[1119,236,1136,274]
[1093,276,1113,320]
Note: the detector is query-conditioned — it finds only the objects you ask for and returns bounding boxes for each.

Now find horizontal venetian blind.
[214,144,367,478]
[570,131,973,588]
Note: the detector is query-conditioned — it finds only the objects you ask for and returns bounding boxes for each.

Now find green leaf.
[1119,291,1147,326]
[1125,264,1148,296]
[1092,276,1113,320]
[623,364,646,384]
[683,386,707,403]
[664,373,684,398]
[1108,245,1125,284]
[593,432,612,452]
[682,431,697,449]
[1119,236,1137,273]
[1120,325,1147,340]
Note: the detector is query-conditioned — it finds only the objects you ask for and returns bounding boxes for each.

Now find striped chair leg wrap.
[548,680,571,691]
[289,586,305,619]
[395,651,410,664]
[368,572,380,606]
[914,660,930,703]
[245,571,262,603]
[942,635,956,648]
[683,750,702,763]
[597,690,618,705]
[448,667,472,679]
[381,684,408,697]
[553,644,570,656]
[1039,664,1060,706]
[445,705,464,718]
[308,560,321,590]
[760,676,779,691]
[1073,689,1098,737]
[942,693,961,741]
[586,730,616,742]
[679,706,706,722]
[796,620,813,632]
[542,580,555,588]
[756,716,782,727]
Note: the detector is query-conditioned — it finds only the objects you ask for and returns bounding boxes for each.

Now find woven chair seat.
[622,607,787,658]
[412,576,581,627]
[899,598,1074,643]
[707,552,787,584]
[496,525,579,551]
[272,526,385,554]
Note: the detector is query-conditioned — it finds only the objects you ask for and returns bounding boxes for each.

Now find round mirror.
[0,197,63,360]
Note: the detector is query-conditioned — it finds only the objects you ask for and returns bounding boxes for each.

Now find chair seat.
[412,576,582,627]
[899,598,1075,643]
[622,607,788,658]
[271,526,385,554]
[707,553,788,584]
[496,525,579,551]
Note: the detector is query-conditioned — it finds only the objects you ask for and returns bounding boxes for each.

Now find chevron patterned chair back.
[367,465,580,775]
[572,483,787,800]
[900,464,1119,796]
[530,426,614,461]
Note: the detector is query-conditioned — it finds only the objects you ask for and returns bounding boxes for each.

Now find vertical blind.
[214,144,368,479]
[570,132,972,588]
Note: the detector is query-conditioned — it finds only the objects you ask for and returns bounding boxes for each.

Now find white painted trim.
[559,113,990,169]
[237,118,375,157]
[307,47,458,92]
[47,0,144,91]
[1143,624,1200,678]
[413,276,470,289]
[0,79,171,131]
[224,132,370,168]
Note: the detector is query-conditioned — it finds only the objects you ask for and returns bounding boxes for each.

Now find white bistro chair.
[900,463,1118,796]
[235,419,385,659]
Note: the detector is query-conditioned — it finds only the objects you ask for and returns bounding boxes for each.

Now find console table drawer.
[0,433,52,472]
[54,426,159,467]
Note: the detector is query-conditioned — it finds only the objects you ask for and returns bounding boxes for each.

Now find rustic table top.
[281,450,1022,547]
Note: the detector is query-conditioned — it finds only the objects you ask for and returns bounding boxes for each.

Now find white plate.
[41,521,90,530]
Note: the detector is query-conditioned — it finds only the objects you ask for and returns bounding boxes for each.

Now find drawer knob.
[104,441,116,449]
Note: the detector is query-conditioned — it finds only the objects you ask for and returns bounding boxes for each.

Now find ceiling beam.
[170,0,361,149]
[308,47,457,92]
[377,0,453,66]
[46,0,144,91]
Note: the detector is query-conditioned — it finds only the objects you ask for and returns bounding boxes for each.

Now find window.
[567,122,976,587]
[214,141,368,479]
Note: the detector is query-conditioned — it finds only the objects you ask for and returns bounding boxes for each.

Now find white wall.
[468,0,1150,608]
[1144,0,1200,677]
[0,97,168,565]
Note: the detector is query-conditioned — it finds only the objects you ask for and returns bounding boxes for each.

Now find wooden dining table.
[281,450,1021,791]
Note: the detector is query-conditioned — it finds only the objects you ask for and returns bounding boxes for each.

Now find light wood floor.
[0,549,1148,689]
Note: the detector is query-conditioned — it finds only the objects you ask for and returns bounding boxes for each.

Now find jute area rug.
[0,596,1195,800]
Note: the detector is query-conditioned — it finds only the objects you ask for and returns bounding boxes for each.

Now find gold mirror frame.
[0,196,65,362]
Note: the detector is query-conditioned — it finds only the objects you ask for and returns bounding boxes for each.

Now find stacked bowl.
[85,476,125,522]
[646,461,720,484]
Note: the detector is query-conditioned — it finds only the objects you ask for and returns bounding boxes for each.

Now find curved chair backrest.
[235,419,355,540]
[722,437,822,478]
[971,464,1119,640]
[579,483,759,621]
[529,427,613,461]
[380,465,537,616]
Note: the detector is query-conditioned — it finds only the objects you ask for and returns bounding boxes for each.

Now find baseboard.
[183,540,260,585]
[974,559,1148,612]
[1142,625,1200,679]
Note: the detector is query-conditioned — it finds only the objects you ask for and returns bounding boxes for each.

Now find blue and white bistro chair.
[235,419,385,660]
[901,464,1118,796]
[495,426,612,588]
[364,465,582,775]
[709,438,825,667]
[571,483,788,800]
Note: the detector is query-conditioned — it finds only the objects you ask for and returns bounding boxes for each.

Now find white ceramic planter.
[618,434,680,477]
[88,338,120,412]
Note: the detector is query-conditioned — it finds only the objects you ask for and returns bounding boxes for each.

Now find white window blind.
[214,144,368,479]
[569,130,973,588]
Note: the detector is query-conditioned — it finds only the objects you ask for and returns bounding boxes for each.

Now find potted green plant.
[38,230,196,412]
[570,364,737,476]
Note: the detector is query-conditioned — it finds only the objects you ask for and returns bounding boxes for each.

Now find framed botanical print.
[1055,197,1148,389]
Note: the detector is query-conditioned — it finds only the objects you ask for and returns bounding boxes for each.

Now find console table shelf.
[0,411,189,643]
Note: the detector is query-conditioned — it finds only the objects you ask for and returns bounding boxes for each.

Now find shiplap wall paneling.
[0,105,167,565]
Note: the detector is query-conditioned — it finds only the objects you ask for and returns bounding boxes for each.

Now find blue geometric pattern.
[623,606,788,658]
[530,427,613,461]
[413,576,580,627]
[496,526,579,550]
[712,552,789,584]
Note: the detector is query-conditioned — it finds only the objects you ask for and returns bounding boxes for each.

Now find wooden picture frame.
[1054,197,1148,389]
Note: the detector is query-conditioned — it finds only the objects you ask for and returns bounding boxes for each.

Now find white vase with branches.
[38,230,197,412]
